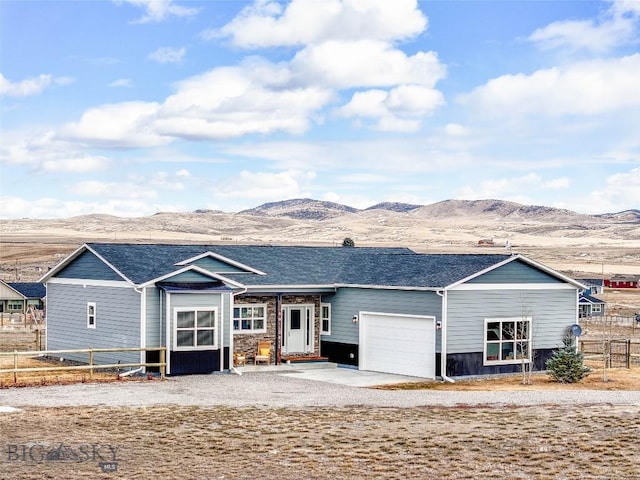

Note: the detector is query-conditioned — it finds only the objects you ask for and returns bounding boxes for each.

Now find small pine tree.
[545,333,591,383]
[342,237,355,247]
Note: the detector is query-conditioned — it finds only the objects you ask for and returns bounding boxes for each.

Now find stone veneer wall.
[233,294,321,363]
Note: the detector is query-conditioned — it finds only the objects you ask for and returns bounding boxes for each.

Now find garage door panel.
[359,312,435,379]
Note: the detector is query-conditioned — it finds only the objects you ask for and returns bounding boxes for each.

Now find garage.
[358,311,436,379]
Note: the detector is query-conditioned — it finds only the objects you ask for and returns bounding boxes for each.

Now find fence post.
[160,348,166,378]
[13,350,18,383]
[626,339,631,369]
[89,348,94,380]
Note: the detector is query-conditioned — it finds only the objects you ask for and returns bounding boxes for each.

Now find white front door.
[282,305,314,354]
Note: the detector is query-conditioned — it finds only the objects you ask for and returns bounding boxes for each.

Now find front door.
[282,305,314,354]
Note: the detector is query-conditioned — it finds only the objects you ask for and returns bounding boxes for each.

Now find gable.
[55,250,123,281]
[163,269,225,283]
[187,256,252,274]
[0,282,24,300]
[466,259,565,284]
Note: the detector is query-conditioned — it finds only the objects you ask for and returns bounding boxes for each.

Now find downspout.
[230,288,247,374]
[436,289,455,383]
[134,286,146,372]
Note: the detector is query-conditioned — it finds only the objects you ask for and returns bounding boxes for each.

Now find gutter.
[436,289,455,383]
[230,287,248,372]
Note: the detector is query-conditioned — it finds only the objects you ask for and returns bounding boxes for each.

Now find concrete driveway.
[280,365,429,387]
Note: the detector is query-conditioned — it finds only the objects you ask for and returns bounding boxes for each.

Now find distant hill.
[365,202,422,213]
[238,198,358,220]
[596,209,640,223]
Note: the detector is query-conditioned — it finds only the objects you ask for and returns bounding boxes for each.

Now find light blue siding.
[323,288,442,346]
[446,288,577,353]
[467,260,564,284]
[56,251,123,281]
[46,282,141,365]
[145,286,162,348]
[167,292,230,349]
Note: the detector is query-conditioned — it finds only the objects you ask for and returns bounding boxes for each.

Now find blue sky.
[1,0,638,219]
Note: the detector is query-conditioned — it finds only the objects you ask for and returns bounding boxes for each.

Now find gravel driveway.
[2,371,640,408]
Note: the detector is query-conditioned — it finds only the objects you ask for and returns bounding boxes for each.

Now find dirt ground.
[1,403,638,479]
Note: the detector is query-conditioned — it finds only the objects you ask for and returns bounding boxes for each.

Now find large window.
[174,308,218,350]
[233,305,266,333]
[484,317,531,365]
[7,300,24,312]
[321,303,331,335]
[87,302,96,329]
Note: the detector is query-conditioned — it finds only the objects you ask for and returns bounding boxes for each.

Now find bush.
[545,335,591,383]
[342,237,355,247]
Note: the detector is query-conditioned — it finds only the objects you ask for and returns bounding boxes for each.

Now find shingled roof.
[7,282,46,299]
[47,243,566,290]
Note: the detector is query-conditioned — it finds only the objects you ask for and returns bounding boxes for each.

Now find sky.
[0,0,638,219]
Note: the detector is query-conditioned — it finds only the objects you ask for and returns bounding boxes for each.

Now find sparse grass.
[1,404,639,479]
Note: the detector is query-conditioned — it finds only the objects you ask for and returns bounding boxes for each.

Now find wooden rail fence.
[0,346,166,383]
[579,339,640,368]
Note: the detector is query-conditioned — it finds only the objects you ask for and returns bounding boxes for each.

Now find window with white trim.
[87,302,96,329]
[233,305,266,333]
[7,300,24,311]
[484,317,531,364]
[174,308,218,350]
[321,303,331,335]
[592,304,602,313]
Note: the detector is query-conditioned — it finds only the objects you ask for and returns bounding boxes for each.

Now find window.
[7,300,24,311]
[592,304,602,313]
[484,317,531,364]
[87,302,96,329]
[321,303,331,335]
[233,305,266,333]
[174,308,218,350]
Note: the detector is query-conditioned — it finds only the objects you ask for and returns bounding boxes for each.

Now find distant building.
[0,281,46,313]
[576,278,605,295]
[604,275,640,289]
[579,293,605,318]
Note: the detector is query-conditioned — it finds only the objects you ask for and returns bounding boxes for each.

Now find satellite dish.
[570,324,583,337]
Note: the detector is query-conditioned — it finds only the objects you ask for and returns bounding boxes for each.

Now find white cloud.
[216,169,315,203]
[148,47,186,64]
[0,130,110,173]
[0,73,52,97]
[445,124,470,136]
[116,0,199,24]
[72,180,158,199]
[60,101,170,148]
[529,0,639,53]
[458,54,640,117]
[292,41,445,89]
[210,0,427,48]
[109,78,133,88]
[339,84,444,131]
[456,173,572,200]
[583,167,640,213]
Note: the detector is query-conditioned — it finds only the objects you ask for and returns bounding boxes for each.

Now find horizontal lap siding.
[46,283,141,365]
[56,251,123,281]
[168,293,229,348]
[468,260,564,284]
[446,289,577,354]
[145,287,162,347]
[323,288,442,347]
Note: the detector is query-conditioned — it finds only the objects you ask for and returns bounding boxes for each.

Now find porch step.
[282,356,329,364]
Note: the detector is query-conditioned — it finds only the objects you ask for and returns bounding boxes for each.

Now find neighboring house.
[604,275,640,289]
[41,243,585,379]
[0,281,46,314]
[577,279,605,295]
[578,293,606,318]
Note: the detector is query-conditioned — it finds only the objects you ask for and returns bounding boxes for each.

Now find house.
[576,278,605,295]
[0,281,46,314]
[604,275,640,289]
[40,243,585,379]
[578,293,606,318]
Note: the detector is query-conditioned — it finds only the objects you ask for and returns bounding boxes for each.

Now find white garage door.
[359,312,435,379]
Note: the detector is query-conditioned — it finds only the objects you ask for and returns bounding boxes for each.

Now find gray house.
[578,292,606,318]
[41,243,584,379]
